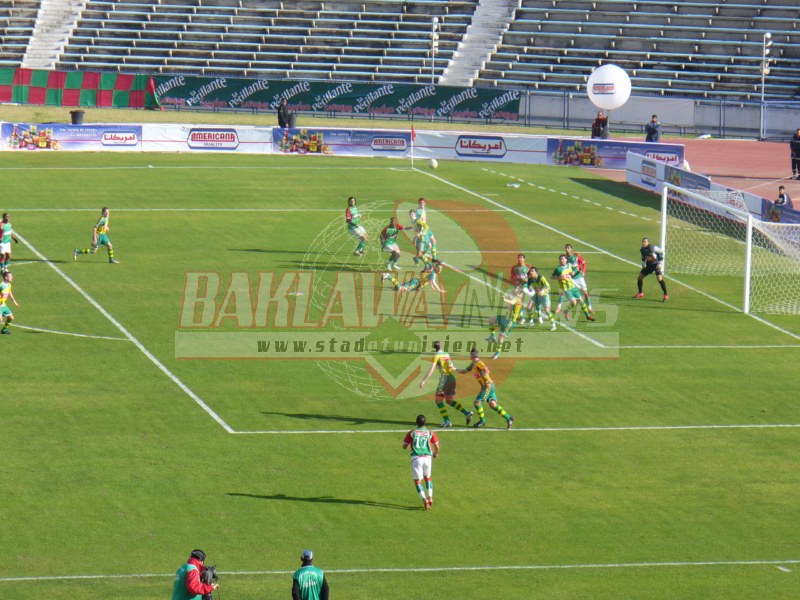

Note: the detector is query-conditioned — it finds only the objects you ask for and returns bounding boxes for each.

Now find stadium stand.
[55,0,476,83]
[0,0,797,101]
[0,0,41,67]
[475,0,800,100]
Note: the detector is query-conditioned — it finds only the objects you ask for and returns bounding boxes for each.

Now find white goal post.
[660,183,800,314]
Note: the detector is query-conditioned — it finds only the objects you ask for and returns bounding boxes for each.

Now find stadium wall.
[625,151,799,223]
[1,121,683,169]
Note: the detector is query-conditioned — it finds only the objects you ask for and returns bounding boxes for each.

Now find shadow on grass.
[262,412,413,426]
[227,492,419,511]
[570,177,661,212]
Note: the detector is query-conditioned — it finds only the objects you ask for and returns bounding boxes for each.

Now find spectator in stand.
[645,114,661,142]
[591,110,609,139]
[278,98,290,129]
[790,128,800,179]
[776,185,794,209]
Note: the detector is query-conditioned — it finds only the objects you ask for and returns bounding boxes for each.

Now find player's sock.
[492,404,509,420]
[429,242,437,260]
[475,404,485,422]
[449,400,469,416]
[415,482,426,501]
[581,300,590,317]
[659,280,668,294]
[355,239,366,254]
[637,280,643,293]
[436,401,449,421]
[425,477,433,496]
[584,295,593,311]
[107,247,116,261]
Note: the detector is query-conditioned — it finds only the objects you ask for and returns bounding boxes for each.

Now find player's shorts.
[97,233,111,247]
[347,225,367,239]
[534,293,551,310]
[640,262,664,276]
[0,305,12,318]
[475,383,497,404]
[0,242,10,254]
[560,288,582,303]
[435,374,457,397]
[400,277,421,291]
[382,242,400,253]
[572,276,588,292]
[496,315,515,336]
[411,454,433,480]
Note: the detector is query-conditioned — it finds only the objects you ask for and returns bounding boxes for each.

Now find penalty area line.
[16,233,235,434]
[2,558,798,582]
[14,324,130,341]
[230,423,800,435]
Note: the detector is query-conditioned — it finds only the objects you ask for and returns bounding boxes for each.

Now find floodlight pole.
[431,17,439,85]
[759,32,772,140]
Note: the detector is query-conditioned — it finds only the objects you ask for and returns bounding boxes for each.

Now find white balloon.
[587,64,632,111]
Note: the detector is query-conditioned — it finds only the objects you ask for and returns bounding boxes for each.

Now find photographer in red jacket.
[172,549,218,600]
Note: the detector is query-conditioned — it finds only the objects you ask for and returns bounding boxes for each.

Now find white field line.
[619,344,800,349]
[2,558,798,582]
[16,233,235,434]
[13,324,129,341]
[0,165,396,172]
[6,260,38,267]
[7,207,500,213]
[233,423,800,435]
[421,168,800,341]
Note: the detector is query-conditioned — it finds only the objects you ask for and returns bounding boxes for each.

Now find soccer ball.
[429,158,438,169]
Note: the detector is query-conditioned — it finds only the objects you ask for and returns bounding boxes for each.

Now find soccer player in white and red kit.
[403,414,439,510]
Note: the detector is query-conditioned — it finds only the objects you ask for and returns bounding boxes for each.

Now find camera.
[200,564,218,585]
[200,564,218,600]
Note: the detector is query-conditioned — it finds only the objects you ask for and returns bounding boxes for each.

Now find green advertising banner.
[153,76,520,121]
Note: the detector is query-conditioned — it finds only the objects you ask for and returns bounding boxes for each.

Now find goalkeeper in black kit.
[635,237,668,302]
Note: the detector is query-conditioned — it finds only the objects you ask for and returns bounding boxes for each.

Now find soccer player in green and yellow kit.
[0,271,19,334]
[389,258,443,292]
[459,349,514,429]
[486,290,524,359]
[565,243,593,316]
[410,198,438,263]
[403,414,439,509]
[552,254,594,324]
[74,207,119,263]
[345,196,368,256]
[0,213,20,274]
[522,266,557,331]
[419,341,474,428]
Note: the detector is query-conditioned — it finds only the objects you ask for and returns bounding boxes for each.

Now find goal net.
[661,183,800,314]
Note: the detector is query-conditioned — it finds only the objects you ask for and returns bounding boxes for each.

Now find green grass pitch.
[1,151,798,599]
